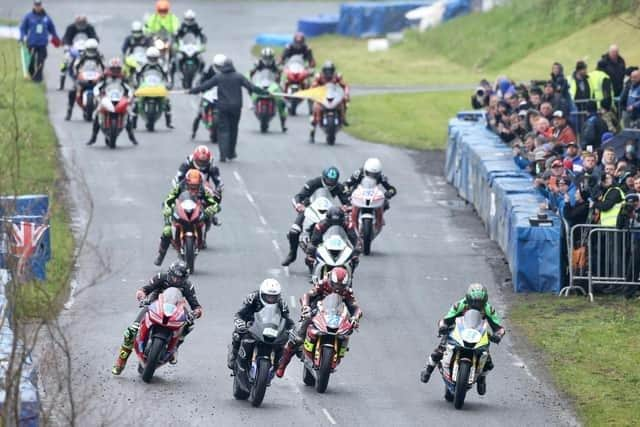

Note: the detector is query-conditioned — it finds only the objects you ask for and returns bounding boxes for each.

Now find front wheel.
[184,235,196,273]
[141,337,165,383]
[250,358,271,407]
[84,91,94,122]
[362,218,373,255]
[108,120,119,149]
[325,119,336,145]
[454,360,471,410]
[316,346,333,393]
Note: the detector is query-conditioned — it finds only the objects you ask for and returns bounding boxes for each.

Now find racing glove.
[301,305,312,319]
[234,319,248,333]
[204,205,219,219]
[192,307,203,319]
[295,203,305,213]
[438,324,449,337]
[349,316,360,329]
[135,289,146,301]
[384,190,394,199]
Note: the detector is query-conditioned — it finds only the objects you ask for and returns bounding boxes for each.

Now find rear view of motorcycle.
[76,59,103,122]
[199,88,218,143]
[232,304,288,407]
[283,54,311,116]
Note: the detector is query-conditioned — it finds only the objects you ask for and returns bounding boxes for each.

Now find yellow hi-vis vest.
[599,187,625,226]
[589,70,611,109]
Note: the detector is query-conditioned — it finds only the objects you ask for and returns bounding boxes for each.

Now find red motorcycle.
[134,287,193,383]
[301,293,356,393]
[171,191,206,273]
[283,54,311,115]
[97,83,130,149]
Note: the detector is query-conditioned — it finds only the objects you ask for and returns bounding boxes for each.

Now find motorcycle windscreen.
[323,83,344,109]
[250,304,285,341]
[319,293,346,329]
[353,176,385,208]
[104,83,123,102]
[252,69,276,90]
[458,309,486,345]
[160,287,184,317]
[135,69,167,97]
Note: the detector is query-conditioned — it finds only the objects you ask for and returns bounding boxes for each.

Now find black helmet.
[465,283,488,310]
[326,206,344,224]
[293,31,305,47]
[322,61,335,80]
[168,260,189,283]
[322,166,340,189]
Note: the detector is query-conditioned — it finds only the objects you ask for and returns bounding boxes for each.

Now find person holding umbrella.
[19,0,60,82]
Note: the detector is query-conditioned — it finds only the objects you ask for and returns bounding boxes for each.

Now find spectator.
[535,117,553,138]
[590,59,613,111]
[620,70,640,128]
[593,173,625,226]
[495,76,514,98]
[542,80,569,117]
[600,44,626,97]
[623,140,640,168]
[601,135,616,159]
[540,102,554,121]
[529,87,542,110]
[504,91,520,112]
[576,152,602,184]
[552,110,577,145]
[19,0,60,82]
[526,109,541,132]
[471,80,491,109]
[564,183,590,226]
[569,61,591,111]
[551,62,571,103]
[564,142,583,171]
[581,101,608,151]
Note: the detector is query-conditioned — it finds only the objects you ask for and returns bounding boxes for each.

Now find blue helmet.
[322,166,340,189]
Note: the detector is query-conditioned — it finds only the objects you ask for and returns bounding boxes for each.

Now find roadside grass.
[0,18,19,26]
[0,39,74,317]
[347,91,468,150]
[510,295,640,427]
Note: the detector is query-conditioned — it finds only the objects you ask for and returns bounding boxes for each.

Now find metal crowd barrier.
[560,223,640,301]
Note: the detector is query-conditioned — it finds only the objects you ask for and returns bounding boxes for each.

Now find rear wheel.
[302,364,315,386]
[325,119,336,145]
[316,346,333,393]
[141,337,165,383]
[233,369,250,400]
[454,360,471,410]
[184,235,196,273]
[260,116,269,133]
[362,218,373,255]
[250,358,271,407]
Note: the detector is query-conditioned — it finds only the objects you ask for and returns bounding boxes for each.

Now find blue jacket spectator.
[19,0,59,82]
[620,70,640,124]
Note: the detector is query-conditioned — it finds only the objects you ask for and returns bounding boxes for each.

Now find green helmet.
[465,283,488,310]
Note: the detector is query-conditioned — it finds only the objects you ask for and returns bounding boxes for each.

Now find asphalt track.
[2,1,577,425]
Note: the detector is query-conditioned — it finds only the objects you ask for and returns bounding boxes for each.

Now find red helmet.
[192,145,212,171]
[293,31,305,46]
[185,169,203,195]
[329,267,349,293]
[107,57,123,77]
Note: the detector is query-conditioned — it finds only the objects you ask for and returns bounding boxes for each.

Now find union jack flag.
[10,221,49,259]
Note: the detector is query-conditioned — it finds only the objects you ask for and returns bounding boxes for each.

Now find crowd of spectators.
[473,45,640,297]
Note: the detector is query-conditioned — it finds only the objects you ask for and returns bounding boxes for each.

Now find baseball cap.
[552,110,564,118]
[33,0,42,4]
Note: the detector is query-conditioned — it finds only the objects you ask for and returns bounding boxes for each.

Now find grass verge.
[0,39,74,317]
[0,18,19,26]
[510,295,640,427]
[346,91,469,150]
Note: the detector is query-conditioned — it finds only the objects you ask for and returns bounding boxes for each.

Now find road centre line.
[322,408,337,425]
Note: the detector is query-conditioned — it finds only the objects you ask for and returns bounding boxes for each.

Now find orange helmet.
[156,0,170,15]
[185,169,202,194]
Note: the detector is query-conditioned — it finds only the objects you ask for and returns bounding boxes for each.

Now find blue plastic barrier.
[445,118,562,293]
[337,1,431,37]
[442,0,471,21]
[0,195,49,217]
[297,14,339,37]
[254,33,292,47]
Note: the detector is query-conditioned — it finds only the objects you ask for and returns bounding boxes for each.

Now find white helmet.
[131,21,143,33]
[146,46,160,62]
[184,9,196,22]
[259,278,281,305]
[85,38,99,57]
[364,158,382,179]
[212,53,227,71]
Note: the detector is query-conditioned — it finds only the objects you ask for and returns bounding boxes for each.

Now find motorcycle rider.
[132,46,174,129]
[111,260,203,375]
[171,9,207,83]
[281,166,351,266]
[144,0,180,37]
[154,169,219,266]
[121,21,152,56]
[280,32,316,68]
[419,283,506,395]
[344,157,397,211]
[191,53,225,139]
[275,267,362,378]
[306,205,362,271]
[227,278,295,370]
[250,47,288,132]
[86,57,138,146]
[65,38,104,121]
[59,15,99,90]
[309,60,350,143]
[173,145,223,227]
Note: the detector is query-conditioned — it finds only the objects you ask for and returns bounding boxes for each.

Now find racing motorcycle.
[59,33,88,90]
[282,54,311,116]
[134,68,167,132]
[301,293,356,393]
[134,287,194,383]
[232,304,288,407]
[124,45,148,86]
[309,225,356,284]
[198,88,218,143]
[251,69,278,133]
[175,32,204,89]
[96,82,130,149]
[438,309,498,410]
[298,187,337,256]
[318,83,345,145]
[75,59,103,122]
[171,191,206,273]
[350,176,386,255]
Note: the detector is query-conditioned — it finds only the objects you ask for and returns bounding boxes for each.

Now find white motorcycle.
[309,225,356,285]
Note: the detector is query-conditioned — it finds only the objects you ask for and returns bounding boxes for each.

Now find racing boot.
[154,235,171,266]
[111,322,139,375]
[477,374,487,395]
[420,350,443,383]
[309,127,315,144]
[280,116,288,133]
[227,341,240,370]
[191,116,200,139]
[86,118,100,146]
[275,341,296,378]
[165,112,174,129]
[65,90,75,121]
[126,119,138,145]
[281,231,299,266]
